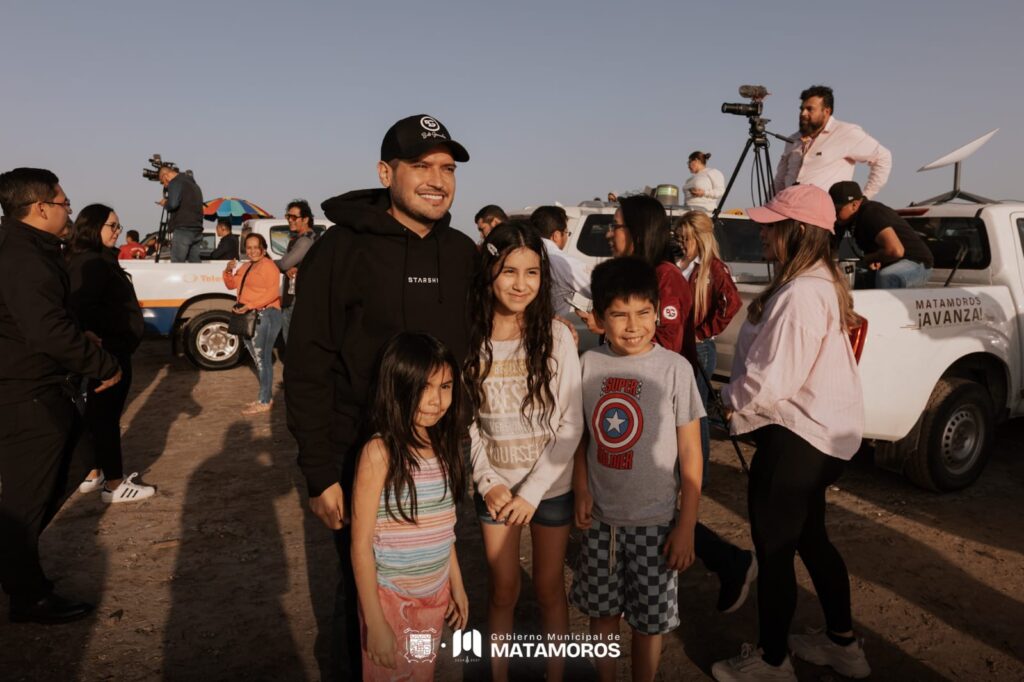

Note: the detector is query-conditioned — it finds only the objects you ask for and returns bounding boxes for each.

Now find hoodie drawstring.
[401,231,410,328]
[435,237,443,304]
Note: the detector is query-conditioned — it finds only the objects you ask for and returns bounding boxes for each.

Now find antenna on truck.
[911,129,998,205]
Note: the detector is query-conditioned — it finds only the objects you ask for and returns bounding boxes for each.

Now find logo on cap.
[420,116,441,133]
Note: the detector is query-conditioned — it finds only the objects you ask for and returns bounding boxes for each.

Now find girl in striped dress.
[351,332,469,681]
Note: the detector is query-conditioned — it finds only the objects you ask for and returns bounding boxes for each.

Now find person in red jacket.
[676,210,742,476]
[578,194,699,367]
[117,230,148,260]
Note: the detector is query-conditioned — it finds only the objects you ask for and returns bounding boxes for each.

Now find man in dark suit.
[0,167,122,624]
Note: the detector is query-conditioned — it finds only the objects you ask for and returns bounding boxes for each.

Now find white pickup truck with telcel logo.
[124,218,331,370]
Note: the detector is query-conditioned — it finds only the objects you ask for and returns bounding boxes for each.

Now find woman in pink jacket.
[713,185,870,682]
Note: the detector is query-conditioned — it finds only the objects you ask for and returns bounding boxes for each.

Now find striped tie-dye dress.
[373,456,456,598]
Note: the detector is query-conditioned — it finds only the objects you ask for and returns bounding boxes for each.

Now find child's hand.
[446,582,469,631]
[366,620,398,669]
[575,309,603,335]
[483,485,513,520]
[574,485,594,529]
[664,523,695,572]
[497,496,536,526]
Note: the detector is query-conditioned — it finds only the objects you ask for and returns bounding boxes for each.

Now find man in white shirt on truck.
[773,85,892,199]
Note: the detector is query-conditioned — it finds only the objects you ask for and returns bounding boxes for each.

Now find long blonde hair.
[748,219,857,330]
[676,211,721,324]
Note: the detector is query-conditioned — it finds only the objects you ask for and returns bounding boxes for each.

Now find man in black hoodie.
[0,167,122,624]
[284,115,475,677]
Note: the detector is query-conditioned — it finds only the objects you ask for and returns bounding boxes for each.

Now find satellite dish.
[917,129,998,172]
[911,129,998,205]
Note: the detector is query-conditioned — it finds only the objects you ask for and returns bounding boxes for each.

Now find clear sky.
[2,0,1021,238]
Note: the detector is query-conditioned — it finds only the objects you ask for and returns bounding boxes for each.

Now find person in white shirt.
[529,205,592,317]
[773,85,892,199]
[683,151,726,213]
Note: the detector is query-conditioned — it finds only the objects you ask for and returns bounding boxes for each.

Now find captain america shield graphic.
[592,393,643,453]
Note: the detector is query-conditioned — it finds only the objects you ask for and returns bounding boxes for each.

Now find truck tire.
[184,310,243,370]
[906,378,994,492]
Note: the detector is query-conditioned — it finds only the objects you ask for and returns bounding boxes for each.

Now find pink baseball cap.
[746,185,836,233]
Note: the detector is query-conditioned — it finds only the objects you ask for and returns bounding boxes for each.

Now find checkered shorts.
[569,521,679,635]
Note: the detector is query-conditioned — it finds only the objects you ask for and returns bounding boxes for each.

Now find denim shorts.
[474,489,574,527]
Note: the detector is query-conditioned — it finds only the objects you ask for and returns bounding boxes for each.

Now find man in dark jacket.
[209,218,239,260]
[0,167,122,624]
[158,165,204,263]
[284,115,474,678]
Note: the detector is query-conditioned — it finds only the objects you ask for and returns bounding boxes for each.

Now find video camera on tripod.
[713,85,795,219]
[721,84,769,118]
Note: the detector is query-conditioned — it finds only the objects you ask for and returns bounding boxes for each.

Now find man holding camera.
[157,165,205,263]
[774,85,892,199]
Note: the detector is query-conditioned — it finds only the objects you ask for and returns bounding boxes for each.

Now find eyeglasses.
[41,199,73,213]
[285,214,303,221]
[607,223,628,232]
[103,222,123,232]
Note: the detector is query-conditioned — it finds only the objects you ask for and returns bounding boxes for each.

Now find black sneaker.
[717,550,758,613]
[10,593,94,624]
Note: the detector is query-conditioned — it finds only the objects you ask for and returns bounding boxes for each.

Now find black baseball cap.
[380,114,469,163]
[829,180,864,206]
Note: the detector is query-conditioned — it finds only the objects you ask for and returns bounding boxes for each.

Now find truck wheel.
[906,378,994,492]
[184,310,242,370]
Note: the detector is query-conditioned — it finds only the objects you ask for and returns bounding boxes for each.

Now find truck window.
[577,214,615,257]
[268,224,292,256]
[906,217,990,269]
[714,218,764,263]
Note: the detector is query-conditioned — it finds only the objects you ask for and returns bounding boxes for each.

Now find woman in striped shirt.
[351,333,469,681]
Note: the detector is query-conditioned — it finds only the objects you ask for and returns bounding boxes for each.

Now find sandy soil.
[0,340,1021,681]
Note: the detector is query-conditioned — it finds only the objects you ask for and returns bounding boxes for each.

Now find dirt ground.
[1,340,1022,681]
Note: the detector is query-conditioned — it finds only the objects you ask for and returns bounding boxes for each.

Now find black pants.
[748,425,852,665]
[695,521,748,575]
[332,525,361,681]
[83,353,133,481]
[0,387,84,603]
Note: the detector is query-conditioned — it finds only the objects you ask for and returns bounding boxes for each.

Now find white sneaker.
[78,473,106,494]
[712,644,797,681]
[789,630,871,678]
[101,473,156,504]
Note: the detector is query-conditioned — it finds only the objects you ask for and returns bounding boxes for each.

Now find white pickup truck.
[124,218,332,370]
[710,201,1024,492]
[544,198,1023,491]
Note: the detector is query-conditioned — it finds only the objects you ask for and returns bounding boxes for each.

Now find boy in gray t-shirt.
[570,257,704,680]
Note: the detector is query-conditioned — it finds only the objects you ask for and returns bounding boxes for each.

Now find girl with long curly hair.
[465,220,584,682]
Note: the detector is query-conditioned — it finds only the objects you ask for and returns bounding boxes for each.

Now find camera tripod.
[712,115,794,220]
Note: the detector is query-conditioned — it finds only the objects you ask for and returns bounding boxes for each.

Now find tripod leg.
[713,137,755,220]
